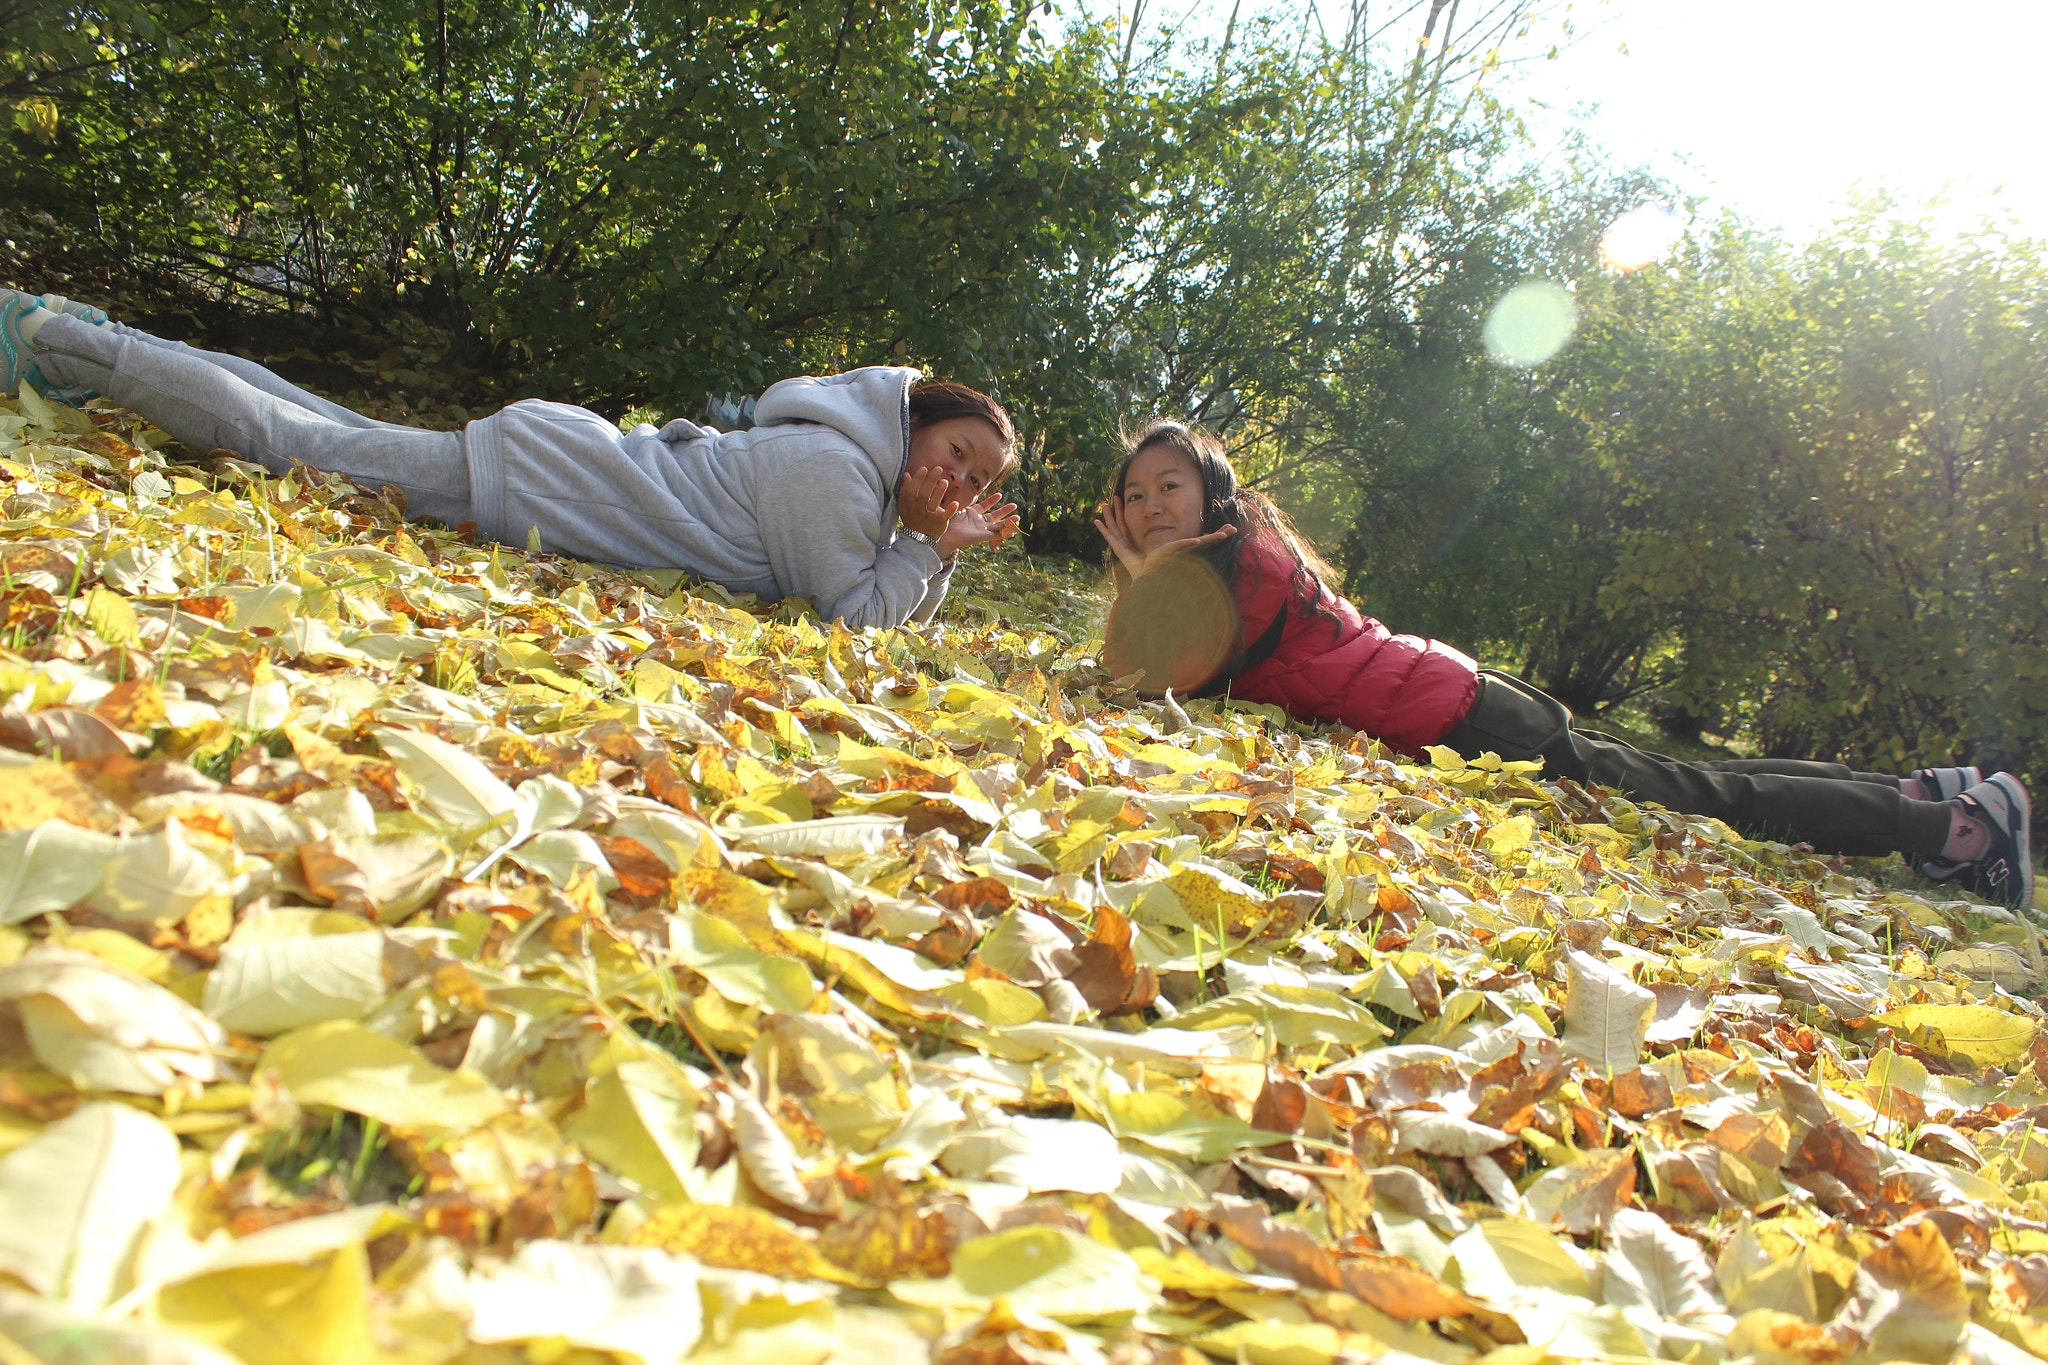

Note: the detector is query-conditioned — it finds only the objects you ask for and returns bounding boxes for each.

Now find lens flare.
[1599,205,1684,273]
[1482,281,1578,368]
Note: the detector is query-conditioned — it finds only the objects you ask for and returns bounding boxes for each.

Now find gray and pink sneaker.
[1939,773,2034,912]
[1912,765,1983,802]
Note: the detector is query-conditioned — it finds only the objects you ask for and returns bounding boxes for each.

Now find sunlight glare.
[1599,205,1685,273]
[1482,281,1577,368]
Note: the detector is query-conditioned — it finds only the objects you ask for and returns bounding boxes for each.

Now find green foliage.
[4,0,1551,536]
[8,0,1156,409]
[1329,199,2048,782]
[1598,210,2048,780]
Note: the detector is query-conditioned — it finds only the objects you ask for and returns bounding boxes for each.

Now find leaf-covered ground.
[1,388,2046,1365]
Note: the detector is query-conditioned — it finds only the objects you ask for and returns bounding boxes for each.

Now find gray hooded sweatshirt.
[30,311,953,630]
[464,365,951,628]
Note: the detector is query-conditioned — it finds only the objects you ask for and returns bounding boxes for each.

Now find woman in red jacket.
[1097,419,2033,911]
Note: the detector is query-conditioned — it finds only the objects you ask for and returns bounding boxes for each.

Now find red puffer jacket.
[1104,533,1479,752]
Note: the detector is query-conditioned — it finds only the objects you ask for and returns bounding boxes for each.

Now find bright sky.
[1121,0,2048,242]
[1506,0,2048,241]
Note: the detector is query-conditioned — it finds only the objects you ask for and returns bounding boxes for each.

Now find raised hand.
[1093,495,1235,578]
[938,492,1021,558]
[896,464,961,540]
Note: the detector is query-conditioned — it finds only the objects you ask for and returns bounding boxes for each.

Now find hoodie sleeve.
[753,435,944,629]
[910,558,956,624]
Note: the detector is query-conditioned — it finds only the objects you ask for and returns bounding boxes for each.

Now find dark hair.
[909,381,1019,483]
[1111,418,1339,613]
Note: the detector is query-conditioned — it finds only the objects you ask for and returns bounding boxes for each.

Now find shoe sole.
[1966,773,2036,912]
[2001,773,2036,912]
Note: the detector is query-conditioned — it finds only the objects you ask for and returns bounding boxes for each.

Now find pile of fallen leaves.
[1,386,2047,1365]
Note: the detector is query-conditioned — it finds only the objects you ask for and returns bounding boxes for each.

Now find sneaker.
[1947,773,2034,912]
[1920,856,1964,883]
[37,293,111,327]
[1911,765,1983,802]
[0,290,55,396]
[1915,768,1988,883]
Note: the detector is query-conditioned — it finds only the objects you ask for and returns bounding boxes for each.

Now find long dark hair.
[909,380,1019,483]
[1110,419,1339,616]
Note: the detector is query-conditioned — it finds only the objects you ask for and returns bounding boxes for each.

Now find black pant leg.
[1439,671,1951,858]
[1693,757,1900,788]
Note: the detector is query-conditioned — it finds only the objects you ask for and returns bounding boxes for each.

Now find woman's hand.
[1093,496,1236,579]
[937,492,1020,559]
[897,464,962,540]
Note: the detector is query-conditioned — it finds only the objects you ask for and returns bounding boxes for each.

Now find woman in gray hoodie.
[0,289,1019,629]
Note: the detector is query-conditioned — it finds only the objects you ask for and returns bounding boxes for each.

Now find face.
[1120,444,1206,547]
[906,416,1007,498]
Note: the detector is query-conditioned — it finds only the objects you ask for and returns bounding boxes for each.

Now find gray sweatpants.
[1440,670,1954,858]
[34,314,476,524]
[31,317,959,626]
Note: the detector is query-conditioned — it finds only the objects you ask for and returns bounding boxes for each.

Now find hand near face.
[897,463,962,540]
[1094,495,1235,579]
[939,492,1020,558]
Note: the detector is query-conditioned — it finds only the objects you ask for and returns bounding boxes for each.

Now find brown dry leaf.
[1710,1112,1793,1170]
[1209,1199,1344,1291]
[297,840,367,904]
[1610,1067,1672,1118]
[912,905,982,967]
[1370,1058,1464,1111]
[400,1112,598,1248]
[1065,903,1155,1015]
[1468,1038,1563,1134]
[1784,1121,1883,1219]
[1848,1218,1969,1362]
[936,1300,1081,1365]
[90,680,167,733]
[1645,1142,1741,1217]
[1523,1147,1636,1234]
[595,835,673,903]
[930,877,1013,916]
[642,751,701,814]
[1334,1251,1478,1321]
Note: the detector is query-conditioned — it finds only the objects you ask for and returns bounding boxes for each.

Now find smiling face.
[1119,443,1207,547]
[905,416,1008,498]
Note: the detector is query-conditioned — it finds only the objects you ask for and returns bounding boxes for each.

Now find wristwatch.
[897,526,941,552]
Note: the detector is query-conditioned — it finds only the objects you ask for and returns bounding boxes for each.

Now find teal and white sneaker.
[37,293,111,327]
[0,290,56,396]
[1941,773,2035,912]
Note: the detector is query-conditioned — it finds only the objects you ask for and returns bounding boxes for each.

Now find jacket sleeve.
[752,439,945,629]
